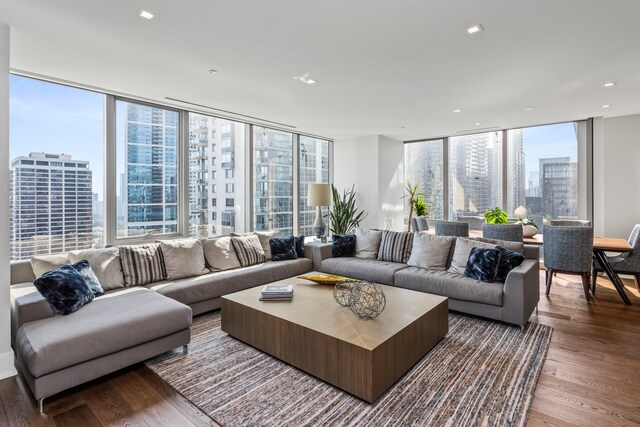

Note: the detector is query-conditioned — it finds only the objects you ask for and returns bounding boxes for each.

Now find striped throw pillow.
[119,243,167,286]
[231,235,267,267]
[377,230,414,263]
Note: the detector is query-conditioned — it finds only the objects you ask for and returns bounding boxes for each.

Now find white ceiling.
[1,0,640,141]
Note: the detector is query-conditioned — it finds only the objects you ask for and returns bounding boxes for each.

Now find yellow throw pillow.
[297,274,358,285]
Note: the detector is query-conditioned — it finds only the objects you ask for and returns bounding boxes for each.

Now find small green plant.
[484,207,508,224]
[401,181,425,232]
[327,184,368,235]
[515,218,538,228]
[413,196,429,217]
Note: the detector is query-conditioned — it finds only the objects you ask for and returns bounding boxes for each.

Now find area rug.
[145,312,552,427]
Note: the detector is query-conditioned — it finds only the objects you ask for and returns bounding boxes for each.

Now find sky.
[521,122,578,181]
[9,75,104,198]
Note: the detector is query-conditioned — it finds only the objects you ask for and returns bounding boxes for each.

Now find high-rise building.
[526,170,540,197]
[404,140,444,219]
[507,129,526,214]
[540,157,577,218]
[299,136,330,237]
[10,152,93,260]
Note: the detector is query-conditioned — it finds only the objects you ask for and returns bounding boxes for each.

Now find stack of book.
[260,284,294,301]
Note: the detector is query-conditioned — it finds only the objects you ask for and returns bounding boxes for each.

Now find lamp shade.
[308,183,331,206]
[514,205,528,219]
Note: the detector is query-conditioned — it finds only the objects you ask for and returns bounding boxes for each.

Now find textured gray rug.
[146,311,552,427]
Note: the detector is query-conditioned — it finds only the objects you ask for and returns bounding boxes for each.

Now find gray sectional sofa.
[316,235,540,328]
[10,238,313,412]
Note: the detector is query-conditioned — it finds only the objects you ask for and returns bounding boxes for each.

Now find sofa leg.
[182,345,188,354]
[535,304,539,315]
[520,325,525,333]
[545,269,553,296]
[39,398,44,414]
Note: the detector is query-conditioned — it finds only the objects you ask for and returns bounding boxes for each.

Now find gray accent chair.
[592,224,640,293]
[434,220,469,237]
[410,216,429,232]
[482,223,523,242]
[543,225,594,301]
[550,219,591,227]
[456,215,484,230]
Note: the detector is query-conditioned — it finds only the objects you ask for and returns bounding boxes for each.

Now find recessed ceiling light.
[602,104,612,108]
[603,82,616,88]
[524,107,535,111]
[453,109,462,113]
[474,122,482,126]
[209,69,218,74]
[294,73,317,85]
[138,10,155,20]
[467,25,483,34]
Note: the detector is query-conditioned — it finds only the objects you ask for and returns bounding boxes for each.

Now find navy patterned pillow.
[270,236,299,261]
[33,265,94,315]
[495,245,525,283]
[464,247,502,283]
[294,235,305,258]
[71,259,104,296]
[332,234,356,258]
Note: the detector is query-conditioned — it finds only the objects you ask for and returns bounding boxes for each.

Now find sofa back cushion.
[476,237,524,254]
[407,233,454,271]
[377,230,413,264]
[448,238,499,275]
[33,265,94,315]
[31,253,71,279]
[158,238,209,280]
[69,247,125,291]
[231,235,267,267]
[354,228,383,259]
[202,236,242,272]
[119,243,166,286]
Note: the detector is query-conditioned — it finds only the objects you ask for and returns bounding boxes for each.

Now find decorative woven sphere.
[348,281,386,320]
[333,281,353,307]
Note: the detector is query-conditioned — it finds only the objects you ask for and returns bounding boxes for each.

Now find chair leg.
[591,270,597,295]
[581,273,591,302]
[635,274,640,292]
[545,269,553,296]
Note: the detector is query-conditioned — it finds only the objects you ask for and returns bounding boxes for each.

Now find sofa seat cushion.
[16,287,192,378]
[146,258,313,305]
[394,267,504,306]
[320,257,408,285]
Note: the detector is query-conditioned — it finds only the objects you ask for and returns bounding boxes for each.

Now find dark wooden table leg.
[593,250,632,305]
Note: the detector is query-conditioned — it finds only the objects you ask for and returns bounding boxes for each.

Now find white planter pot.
[522,225,538,237]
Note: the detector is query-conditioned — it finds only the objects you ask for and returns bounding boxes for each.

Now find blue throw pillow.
[495,245,525,283]
[464,247,501,283]
[294,235,305,258]
[71,259,104,296]
[332,234,356,257]
[33,265,94,315]
[270,236,298,261]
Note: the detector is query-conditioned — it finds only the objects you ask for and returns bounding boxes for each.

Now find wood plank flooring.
[1,272,638,426]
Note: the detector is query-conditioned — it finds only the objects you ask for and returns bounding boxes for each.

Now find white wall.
[0,22,17,379]
[334,135,405,231]
[593,113,640,239]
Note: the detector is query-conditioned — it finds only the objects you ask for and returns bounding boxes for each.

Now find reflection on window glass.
[116,101,179,237]
[253,127,293,236]
[404,139,444,220]
[9,75,105,260]
[507,122,583,229]
[299,136,330,237]
[188,113,246,238]
[449,132,503,220]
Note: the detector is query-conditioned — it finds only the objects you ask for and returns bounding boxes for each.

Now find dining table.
[424,228,633,304]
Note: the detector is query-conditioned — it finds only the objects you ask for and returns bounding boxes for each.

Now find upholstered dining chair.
[482,223,523,242]
[543,225,594,301]
[434,220,469,237]
[456,215,484,230]
[410,216,429,232]
[550,219,592,227]
[592,224,640,293]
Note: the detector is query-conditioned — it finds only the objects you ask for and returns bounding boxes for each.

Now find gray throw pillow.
[407,233,455,271]
[69,247,125,291]
[354,228,383,259]
[158,238,209,280]
[201,236,242,272]
[448,238,499,275]
[31,253,71,279]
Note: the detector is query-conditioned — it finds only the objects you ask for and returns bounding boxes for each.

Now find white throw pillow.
[448,238,498,275]
[69,247,125,291]
[407,233,455,271]
[354,228,383,259]
[30,253,71,279]
[201,236,242,272]
[158,238,209,280]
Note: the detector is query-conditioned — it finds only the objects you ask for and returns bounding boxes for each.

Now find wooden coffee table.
[221,275,448,402]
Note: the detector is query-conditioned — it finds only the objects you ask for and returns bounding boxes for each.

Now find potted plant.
[402,181,425,232]
[327,184,368,235]
[515,218,539,237]
[413,195,429,218]
[483,207,508,224]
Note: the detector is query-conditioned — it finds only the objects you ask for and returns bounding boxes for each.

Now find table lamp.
[308,183,331,239]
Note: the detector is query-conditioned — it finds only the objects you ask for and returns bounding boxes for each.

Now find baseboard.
[0,349,17,380]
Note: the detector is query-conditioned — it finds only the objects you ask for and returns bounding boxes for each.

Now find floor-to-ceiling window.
[404,139,444,219]
[299,136,330,236]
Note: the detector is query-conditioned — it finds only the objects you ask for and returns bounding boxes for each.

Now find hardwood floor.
[1,272,638,426]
